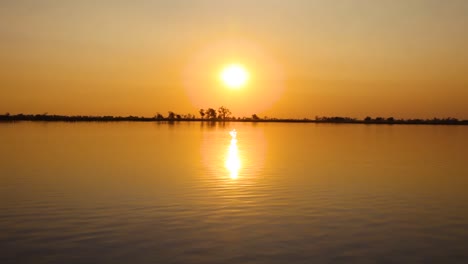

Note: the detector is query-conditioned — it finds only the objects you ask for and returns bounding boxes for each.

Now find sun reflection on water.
[201,124,266,182]
[225,129,241,179]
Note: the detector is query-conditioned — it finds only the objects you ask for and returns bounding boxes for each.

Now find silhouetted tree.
[387,117,395,122]
[364,116,372,122]
[217,106,231,120]
[206,108,217,120]
[252,114,260,120]
[154,113,164,120]
[167,111,175,120]
[199,109,205,120]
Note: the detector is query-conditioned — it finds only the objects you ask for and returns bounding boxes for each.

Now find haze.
[1,0,467,118]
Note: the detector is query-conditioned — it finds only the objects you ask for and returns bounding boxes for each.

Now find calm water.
[1,122,468,263]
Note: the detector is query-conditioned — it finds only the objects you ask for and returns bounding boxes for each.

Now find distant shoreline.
[1,114,467,125]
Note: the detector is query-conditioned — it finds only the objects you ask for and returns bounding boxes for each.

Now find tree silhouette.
[167,111,175,120]
[154,113,164,120]
[199,109,205,120]
[252,114,260,120]
[206,108,217,120]
[217,106,231,120]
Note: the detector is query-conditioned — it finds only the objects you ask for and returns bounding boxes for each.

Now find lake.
[1,122,467,263]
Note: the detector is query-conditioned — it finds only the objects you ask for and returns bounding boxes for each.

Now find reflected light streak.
[225,129,241,179]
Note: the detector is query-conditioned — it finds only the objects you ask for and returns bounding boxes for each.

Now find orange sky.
[1,0,467,119]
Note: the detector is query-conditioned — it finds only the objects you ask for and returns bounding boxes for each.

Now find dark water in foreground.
[1,122,467,263]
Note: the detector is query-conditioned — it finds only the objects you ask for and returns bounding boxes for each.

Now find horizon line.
[1,113,466,125]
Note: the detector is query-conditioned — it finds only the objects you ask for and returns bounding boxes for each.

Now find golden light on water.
[201,125,266,182]
[220,64,249,89]
[225,129,241,179]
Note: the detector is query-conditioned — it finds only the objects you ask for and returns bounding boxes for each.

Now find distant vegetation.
[1,107,467,125]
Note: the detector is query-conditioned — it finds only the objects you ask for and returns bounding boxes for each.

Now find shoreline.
[1,115,467,126]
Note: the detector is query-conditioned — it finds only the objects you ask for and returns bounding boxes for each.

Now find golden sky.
[1,0,467,118]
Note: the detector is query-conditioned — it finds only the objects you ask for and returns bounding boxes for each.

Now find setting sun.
[220,64,249,89]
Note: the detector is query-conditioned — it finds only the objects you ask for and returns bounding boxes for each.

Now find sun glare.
[220,64,249,89]
[226,129,241,179]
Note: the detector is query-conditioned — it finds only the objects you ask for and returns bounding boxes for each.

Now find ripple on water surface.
[1,122,468,263]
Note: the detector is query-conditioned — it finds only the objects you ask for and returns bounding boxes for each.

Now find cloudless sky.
[1,0,467,118]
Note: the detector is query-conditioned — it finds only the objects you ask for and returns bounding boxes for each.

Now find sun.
[220,64,249,89]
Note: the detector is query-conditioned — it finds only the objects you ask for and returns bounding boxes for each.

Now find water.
[1,122,467,263]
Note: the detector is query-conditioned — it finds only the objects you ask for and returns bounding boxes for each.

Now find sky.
[1,0,467,119]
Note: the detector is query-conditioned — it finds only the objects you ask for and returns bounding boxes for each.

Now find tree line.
[0,109,466,125]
